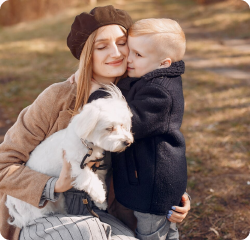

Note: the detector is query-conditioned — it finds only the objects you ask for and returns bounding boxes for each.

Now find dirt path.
[185,38,250,81]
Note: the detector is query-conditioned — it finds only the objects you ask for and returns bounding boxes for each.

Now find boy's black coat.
[112,61,187,215]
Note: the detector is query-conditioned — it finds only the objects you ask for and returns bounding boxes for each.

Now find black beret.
[67,5,133,60]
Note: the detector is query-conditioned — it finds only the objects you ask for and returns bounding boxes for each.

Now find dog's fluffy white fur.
[6,84,133,228]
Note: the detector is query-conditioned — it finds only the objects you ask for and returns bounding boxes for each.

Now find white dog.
[6,84,133,228]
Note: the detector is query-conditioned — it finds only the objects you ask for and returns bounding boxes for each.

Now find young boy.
[112,18,187,240]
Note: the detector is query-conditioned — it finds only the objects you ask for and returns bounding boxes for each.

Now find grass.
[0,0,250,239]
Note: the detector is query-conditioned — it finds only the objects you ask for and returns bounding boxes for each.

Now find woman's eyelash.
[96,46,107,50]
[97,47,105,50]
[96,42,126,49]
[136,53,142,57]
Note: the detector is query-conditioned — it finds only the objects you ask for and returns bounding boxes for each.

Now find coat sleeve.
[128,82,172,140]
[0,85,60,207]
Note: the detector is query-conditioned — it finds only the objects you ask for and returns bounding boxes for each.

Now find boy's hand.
[167,193,190,223]
[67,73,75,84]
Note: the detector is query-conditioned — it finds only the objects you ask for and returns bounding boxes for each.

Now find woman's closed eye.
[97,45,106,50]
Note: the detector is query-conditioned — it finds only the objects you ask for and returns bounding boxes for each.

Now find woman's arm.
[0,84,61,207]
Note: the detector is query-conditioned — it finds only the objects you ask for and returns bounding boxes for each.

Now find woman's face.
[92,25,129,84]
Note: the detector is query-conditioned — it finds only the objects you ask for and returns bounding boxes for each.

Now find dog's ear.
[72,103,100,140]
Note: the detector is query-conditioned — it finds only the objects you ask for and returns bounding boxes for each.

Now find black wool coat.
[112,60,187,215]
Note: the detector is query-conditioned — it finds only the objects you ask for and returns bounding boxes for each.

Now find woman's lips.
[106,58,124,66]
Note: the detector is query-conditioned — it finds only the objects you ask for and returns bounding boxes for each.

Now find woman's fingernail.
[167,214,171,219]
[168,210,172,215]
[171,206,176,210]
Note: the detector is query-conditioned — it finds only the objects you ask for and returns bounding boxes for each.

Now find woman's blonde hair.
[70,26,127,116]
[129,18,186,62]
[70,30,97,116]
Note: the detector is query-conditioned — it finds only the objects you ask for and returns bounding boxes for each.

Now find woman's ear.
[159,58,172,68]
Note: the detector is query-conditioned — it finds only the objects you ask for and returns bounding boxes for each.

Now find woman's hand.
[54,150,73,193]
[54,150,100,193]
[167,193,191,223]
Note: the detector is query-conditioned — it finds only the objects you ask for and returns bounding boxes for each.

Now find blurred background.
[0,0,250,239]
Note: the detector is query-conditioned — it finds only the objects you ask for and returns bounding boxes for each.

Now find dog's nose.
[124,141,131,147]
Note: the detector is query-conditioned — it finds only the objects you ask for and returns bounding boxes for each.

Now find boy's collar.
[142,60,185,81]
[117,76,139,90]
[118,60,185,90]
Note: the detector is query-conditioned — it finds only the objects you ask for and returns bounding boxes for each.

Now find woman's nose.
[110,44,121,58]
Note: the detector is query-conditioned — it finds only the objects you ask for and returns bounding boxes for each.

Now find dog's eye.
[106,127,113,132]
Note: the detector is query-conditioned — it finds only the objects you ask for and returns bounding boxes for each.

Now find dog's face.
[90,98,133,152]
[72,90,133,152]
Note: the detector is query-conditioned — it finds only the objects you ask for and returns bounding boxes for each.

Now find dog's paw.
[94,200,108,210]
[73,167,106,203]
[89,187,106,203]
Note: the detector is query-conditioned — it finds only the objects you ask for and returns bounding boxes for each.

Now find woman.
[0,6,190,240]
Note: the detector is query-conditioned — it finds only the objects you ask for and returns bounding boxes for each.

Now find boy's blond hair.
[129,18,186,62]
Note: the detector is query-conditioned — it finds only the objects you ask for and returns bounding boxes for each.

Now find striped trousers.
[19,211,137,240]
[19,189,137,240]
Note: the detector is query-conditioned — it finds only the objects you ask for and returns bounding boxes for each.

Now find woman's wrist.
[54,179,63,193]
[54,178,72,193]
[39,177,60,207]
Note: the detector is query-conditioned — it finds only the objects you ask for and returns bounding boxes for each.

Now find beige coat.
[0,81,77,239]
[0,80,136,240]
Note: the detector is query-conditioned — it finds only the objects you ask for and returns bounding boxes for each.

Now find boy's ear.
[159,58,172,68]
